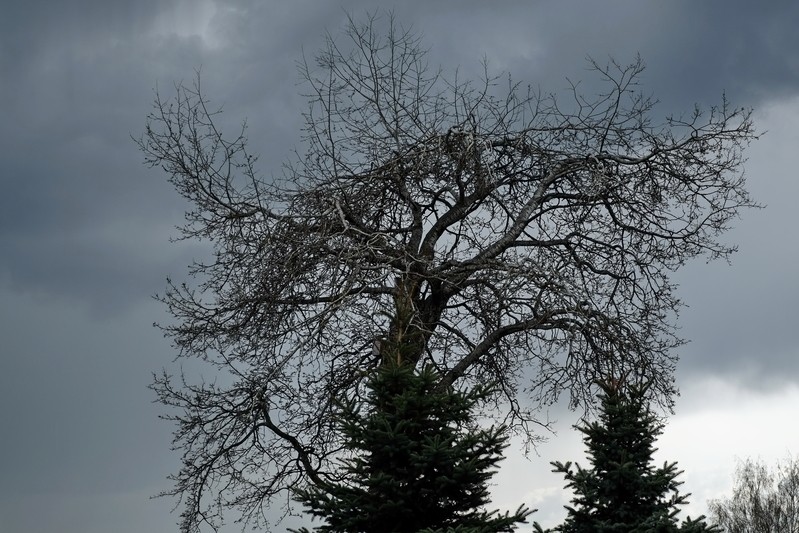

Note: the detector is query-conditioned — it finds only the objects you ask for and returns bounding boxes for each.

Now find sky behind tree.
[1,2,798,531]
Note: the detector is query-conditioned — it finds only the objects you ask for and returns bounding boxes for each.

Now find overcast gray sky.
[1,1,798,532]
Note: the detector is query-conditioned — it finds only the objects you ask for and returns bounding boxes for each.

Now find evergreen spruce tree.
[539,381,719,533]
[292,362,532,533]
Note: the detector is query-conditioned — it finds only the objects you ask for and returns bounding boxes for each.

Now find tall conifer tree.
[292,363,532,533]
[540,381,719,533]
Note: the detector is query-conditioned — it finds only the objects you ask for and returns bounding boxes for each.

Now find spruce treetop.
[293,362,532,533]
[540,381,720,533]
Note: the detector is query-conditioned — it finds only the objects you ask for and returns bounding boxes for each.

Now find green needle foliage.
[292,363,532,533]
[539,381,719,533]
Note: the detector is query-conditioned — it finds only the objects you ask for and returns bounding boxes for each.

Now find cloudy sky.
[2,1,798,531]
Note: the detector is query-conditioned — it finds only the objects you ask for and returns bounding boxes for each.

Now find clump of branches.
[709,456,799,533]
[138,12,758,533]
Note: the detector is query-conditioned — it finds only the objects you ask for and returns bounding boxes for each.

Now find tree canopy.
[138,13,757,532]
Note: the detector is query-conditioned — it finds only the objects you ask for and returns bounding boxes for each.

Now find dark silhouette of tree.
[137,12,757,532]
[709,456,799,533]
[541,380,720,532]
[291,362,532,533]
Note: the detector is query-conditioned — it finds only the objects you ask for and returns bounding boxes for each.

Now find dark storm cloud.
[0,290,179,533]
[354,0,799,113]
[670,1,799,104]
[0,0,167,80]
[4,0,797,313]
[0,0,345,314]
[0,0,200,312]
[673,99,799,384]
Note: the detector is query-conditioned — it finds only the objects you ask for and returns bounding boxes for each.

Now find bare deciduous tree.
[709,457,799,533]
[138,13,757,533]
